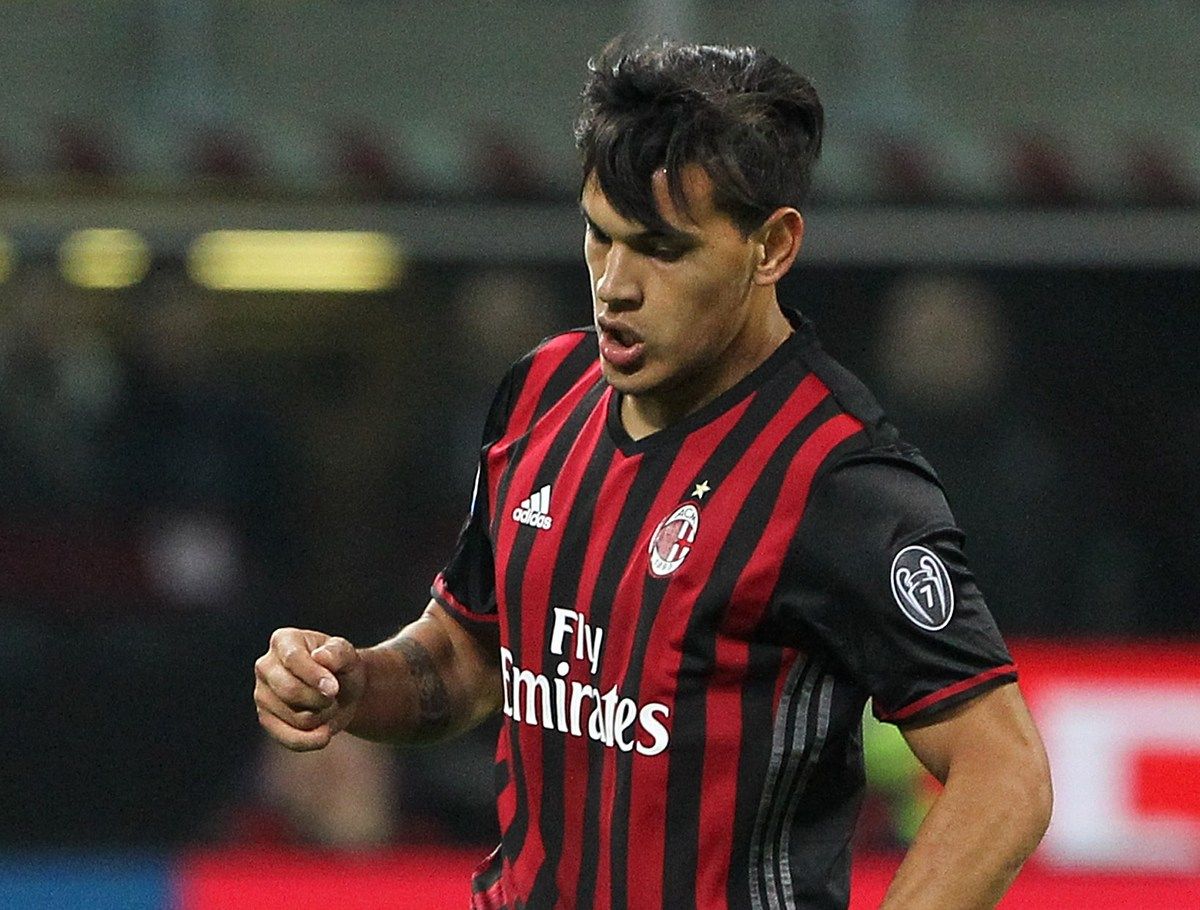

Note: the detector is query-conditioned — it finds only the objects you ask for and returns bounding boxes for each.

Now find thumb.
[310,637,358,694]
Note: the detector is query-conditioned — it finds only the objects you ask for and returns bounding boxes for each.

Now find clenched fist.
[254,628,366,751]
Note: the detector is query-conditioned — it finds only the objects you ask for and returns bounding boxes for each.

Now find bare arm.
[346,600,502,744]
[254,599,501,751]
[879,683,1053,909]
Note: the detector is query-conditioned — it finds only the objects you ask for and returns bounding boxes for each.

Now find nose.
[594,245,641,310]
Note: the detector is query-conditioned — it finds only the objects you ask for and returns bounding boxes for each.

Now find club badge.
[648,502,700,578]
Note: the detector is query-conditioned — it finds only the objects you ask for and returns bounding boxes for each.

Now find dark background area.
[1,0,1197,870]
[2,258,1195,848]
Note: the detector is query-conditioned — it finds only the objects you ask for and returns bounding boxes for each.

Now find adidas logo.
[512,484,554,530]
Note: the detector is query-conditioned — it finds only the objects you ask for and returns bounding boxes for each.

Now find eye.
[586,223,611,245]
[649,246,685,262]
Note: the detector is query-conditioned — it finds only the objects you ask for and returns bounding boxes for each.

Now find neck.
[621,302,793,440]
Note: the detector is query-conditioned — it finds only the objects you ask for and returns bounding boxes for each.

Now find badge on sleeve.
[890,545,955,631]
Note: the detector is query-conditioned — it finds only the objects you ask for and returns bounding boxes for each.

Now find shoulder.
[484,327,599,445]
[795,332,895,452]
[806,446,953,544]
[506,327,596,389]
[529,325,597,362]
[779,328,937,494]
[776,330,954,540]
[793,439,960,597]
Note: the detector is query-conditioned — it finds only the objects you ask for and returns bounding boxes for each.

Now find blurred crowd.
[4,2,1200,209]
[5,113,1197,210]
[1,258,1196,853]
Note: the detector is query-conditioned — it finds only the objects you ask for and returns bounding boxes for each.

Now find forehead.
[581,164,725,234]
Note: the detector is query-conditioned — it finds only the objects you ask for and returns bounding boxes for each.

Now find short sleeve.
[431,365,518,635]
[777,447,1017,725]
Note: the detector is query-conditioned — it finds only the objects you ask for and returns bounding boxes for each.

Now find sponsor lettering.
[500,607,670,757]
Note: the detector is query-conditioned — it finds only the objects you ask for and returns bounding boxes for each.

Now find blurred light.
[0,235,12,282]
[188,230,403,292]
[59,229,151,289]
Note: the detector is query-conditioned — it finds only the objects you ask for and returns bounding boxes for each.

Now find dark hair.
[575,39,824,237]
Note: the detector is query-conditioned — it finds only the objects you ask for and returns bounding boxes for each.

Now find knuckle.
[269,627,293,647]
[292,710,320,731]
[275,677,308,705]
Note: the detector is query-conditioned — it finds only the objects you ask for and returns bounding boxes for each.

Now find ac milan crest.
[648,502,700,578]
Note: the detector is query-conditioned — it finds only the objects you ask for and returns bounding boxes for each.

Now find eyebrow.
[579,204,700,248]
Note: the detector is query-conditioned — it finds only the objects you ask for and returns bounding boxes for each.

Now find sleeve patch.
[890,544,955,631]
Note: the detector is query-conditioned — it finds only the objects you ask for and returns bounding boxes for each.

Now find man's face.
[581,165,765,411]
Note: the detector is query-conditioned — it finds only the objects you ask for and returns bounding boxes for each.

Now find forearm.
[345,606,501,745]
[879,761,1051,909]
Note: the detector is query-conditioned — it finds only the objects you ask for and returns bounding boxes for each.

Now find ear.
[751,208,804,286]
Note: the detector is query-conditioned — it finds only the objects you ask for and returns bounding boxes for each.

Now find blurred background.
[1,1,1198,907]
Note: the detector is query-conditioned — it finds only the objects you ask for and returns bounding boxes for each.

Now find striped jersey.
[433,310,1016,910]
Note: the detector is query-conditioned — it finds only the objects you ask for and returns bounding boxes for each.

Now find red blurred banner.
[1011,640,1200,873]
[176,847,483,910]
[178,640,1200,907]
[176,848,1200,909]
[850,856,1200,908]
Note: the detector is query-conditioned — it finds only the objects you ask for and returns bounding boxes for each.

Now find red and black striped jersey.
[433,310,1016,910]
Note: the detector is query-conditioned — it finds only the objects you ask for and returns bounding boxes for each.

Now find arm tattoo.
[394,637,452,734]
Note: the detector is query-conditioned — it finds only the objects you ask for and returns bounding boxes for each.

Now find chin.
[600,360,654,396]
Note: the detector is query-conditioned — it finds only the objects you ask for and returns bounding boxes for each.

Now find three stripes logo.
[512,484,554,530]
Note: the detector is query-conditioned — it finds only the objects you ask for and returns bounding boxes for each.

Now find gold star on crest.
[692,480,711,499]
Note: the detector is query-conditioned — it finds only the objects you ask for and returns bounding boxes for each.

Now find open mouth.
[611,326,637,346]
[597,321,646,372]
